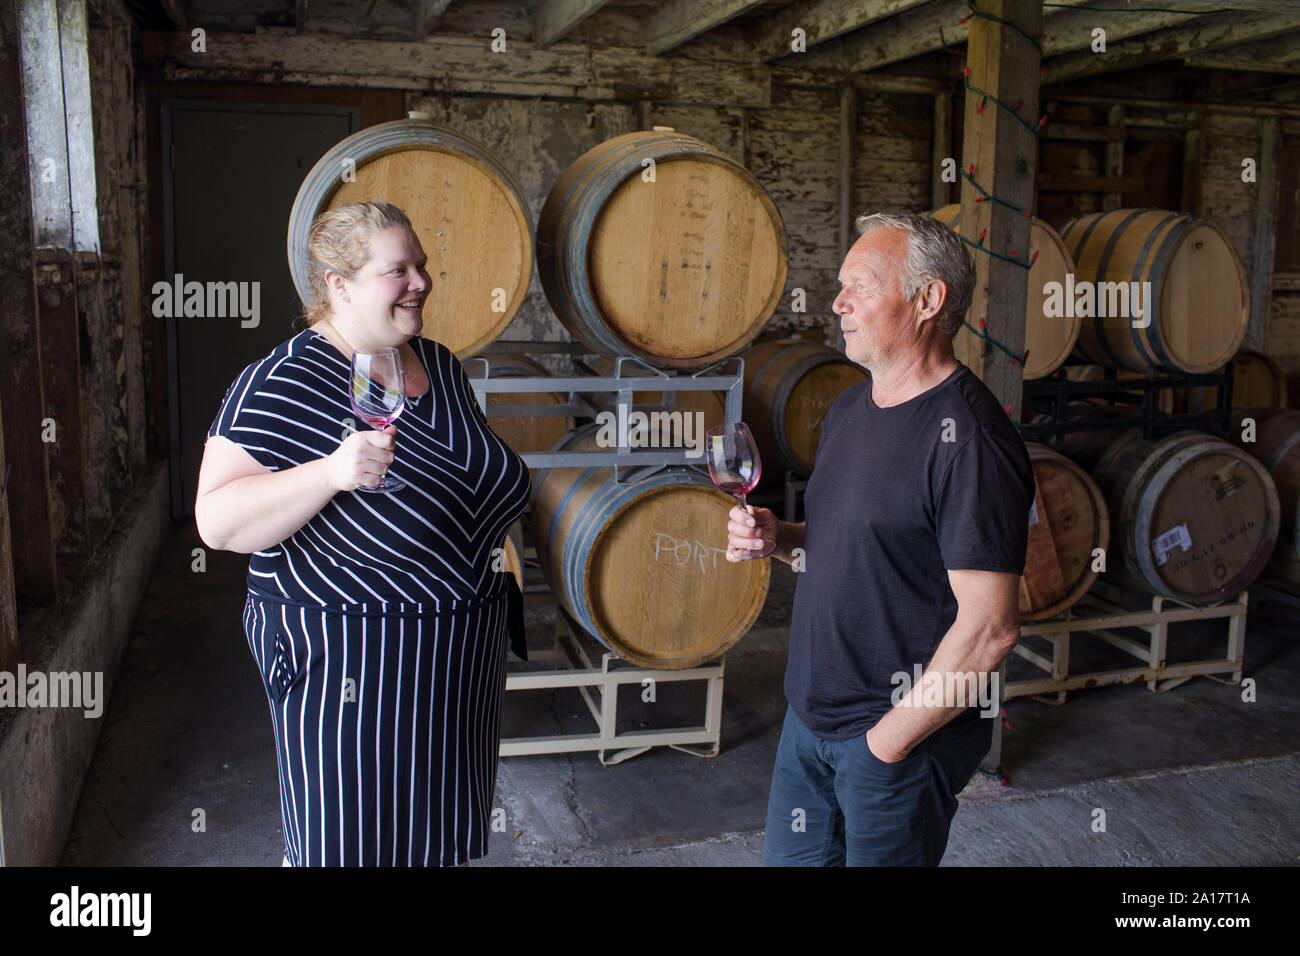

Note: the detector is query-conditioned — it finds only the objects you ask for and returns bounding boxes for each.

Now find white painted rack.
[499,603,725,766]
[1007,580,1247,703]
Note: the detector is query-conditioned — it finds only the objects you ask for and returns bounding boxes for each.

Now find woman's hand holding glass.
[326,425,398,492]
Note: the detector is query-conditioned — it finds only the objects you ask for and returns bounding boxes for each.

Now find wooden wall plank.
[0,0,58,606]
[0,397,16,674]
[34,263,89,567]
[140,29,772,107]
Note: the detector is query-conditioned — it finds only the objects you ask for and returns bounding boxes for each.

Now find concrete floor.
[60,521,1300,866]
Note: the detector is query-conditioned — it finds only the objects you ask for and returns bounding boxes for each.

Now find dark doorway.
[161,100,359,518]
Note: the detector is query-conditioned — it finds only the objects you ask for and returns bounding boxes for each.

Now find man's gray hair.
[854,212,976,336]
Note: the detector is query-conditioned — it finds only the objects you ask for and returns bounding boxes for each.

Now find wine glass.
[349,348,406,493]
[704,423,762,512]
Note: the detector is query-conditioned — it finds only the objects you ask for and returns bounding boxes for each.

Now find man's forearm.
[866,616,1018,760]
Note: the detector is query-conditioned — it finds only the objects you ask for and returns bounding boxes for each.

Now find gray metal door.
[162,100,358,518]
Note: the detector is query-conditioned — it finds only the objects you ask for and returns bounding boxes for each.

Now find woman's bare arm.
[195,427,396,554]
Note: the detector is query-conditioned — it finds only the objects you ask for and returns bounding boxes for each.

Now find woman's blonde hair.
[302,201,413,326]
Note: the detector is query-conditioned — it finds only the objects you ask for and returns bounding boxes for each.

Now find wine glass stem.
[740,492,747,512]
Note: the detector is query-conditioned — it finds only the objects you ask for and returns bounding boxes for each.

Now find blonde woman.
[196,201,530,867]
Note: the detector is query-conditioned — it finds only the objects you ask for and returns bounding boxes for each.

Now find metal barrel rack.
[1019,361,1235,449]
[465,340,743,478]
[481,341,744,763]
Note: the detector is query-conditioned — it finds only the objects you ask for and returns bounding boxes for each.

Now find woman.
[195,200,530,866]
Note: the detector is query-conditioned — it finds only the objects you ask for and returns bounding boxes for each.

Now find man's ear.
[916,278,949,324]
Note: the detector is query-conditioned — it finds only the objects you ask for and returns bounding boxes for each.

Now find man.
[726,212,1034,866]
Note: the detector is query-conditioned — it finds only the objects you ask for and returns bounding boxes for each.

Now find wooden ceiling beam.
[1185,31,1300,73]
[413,0,454,37]
[1044,11,1300,84]
[159,0,186,31]
[642,0,767,56]
[533,0,615,49]
[747,0,933,63]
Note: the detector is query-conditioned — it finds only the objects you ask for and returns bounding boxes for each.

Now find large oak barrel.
[1058,209,1249,373]
[1020,444,1110,620]
[1180,349,1288,414]
[1229,407,1300,557]
[537,129,787,369]
[1093,430,1279,603]
[930,205,1078,379]
[585,356,726,433]
[287,117,533,358]
[464,354,571,470]
[1054,403,1144,472]
[530,426,769,669]
[741,339,869,481]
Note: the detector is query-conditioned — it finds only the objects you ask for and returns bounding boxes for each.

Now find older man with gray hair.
[727,212,1034,866]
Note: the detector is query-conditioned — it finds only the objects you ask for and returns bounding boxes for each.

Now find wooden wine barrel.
[287,116,533,358]
[1062,364,1175,412]
[1020,444,1109,621]
[585,356,726,433]
[1058,209,1249,373]
[930,205,1078,379]
[1092,430,1279,603]
[537,129,787,369]
[1229,407,1300,557]
[1055,403,1143,472]
[740,339,869,481]
[530,426,770,669]
[1180,349,1288,414]
[464,354,570,469]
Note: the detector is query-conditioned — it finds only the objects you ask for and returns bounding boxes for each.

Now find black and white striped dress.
[207,328,530,866]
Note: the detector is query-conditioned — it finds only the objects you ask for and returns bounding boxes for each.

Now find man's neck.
[869,345,959,408]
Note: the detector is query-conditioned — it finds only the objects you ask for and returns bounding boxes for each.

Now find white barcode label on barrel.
[1028,499,1039,525]
[1153,523,1192,566]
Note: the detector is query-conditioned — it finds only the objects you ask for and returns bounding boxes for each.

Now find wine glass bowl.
[349,348,406,493]
[704,423,761,510]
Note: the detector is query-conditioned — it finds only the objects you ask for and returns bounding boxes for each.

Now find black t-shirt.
[783,362,1034,741]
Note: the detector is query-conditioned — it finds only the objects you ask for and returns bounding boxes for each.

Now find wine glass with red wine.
[349,348,406,493]
[704,423,762,512]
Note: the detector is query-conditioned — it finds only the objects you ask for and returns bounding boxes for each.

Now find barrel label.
[1153,522,1192,566]
[1209,462,1247,500]
[653,532,728,572]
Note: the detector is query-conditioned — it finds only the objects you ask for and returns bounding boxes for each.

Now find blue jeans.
[762,704,991,866]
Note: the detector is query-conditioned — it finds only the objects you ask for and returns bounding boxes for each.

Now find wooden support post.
[931,89,952,211]
[1246,116,1279,353]
[1104,104,1125,212]
[1181,116,1203,216]
[956,0,1042,418]
[839,84,856,257]
[0,0,59,607]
